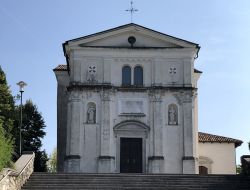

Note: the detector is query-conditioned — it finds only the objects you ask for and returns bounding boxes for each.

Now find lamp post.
[17,81,27,155]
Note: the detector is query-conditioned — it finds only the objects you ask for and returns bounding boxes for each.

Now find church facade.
[54,24,241,174]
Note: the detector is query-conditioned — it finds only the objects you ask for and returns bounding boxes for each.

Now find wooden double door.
[120,138,143,173]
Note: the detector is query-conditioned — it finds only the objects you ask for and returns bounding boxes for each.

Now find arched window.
[86,102,96,124]
[134,66,143,86]
[122,66,131,86]
[168,104,178,125]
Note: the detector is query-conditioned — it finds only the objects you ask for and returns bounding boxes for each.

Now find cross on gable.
[126,1,138,23]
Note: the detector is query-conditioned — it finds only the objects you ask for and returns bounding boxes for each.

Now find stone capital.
[69,90,81,102]
[100,90,111,101]
[148,90,163,102]
[174,90,196,104]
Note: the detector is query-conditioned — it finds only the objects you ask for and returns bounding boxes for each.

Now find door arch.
[114,120,150,173]
[198,156,213,174]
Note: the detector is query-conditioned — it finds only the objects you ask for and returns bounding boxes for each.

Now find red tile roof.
[198,132,242,147]
[53,64,68,71]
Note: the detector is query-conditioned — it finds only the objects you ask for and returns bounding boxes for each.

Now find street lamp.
[17,81,27,155]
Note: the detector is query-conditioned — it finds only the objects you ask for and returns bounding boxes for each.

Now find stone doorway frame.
[120,137,143,173]
[113,120,150,173]
[198,156,213,174]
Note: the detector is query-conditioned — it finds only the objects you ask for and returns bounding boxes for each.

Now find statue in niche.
[168,104,178,125]
[87,106,96,124]
[87,65,97,83]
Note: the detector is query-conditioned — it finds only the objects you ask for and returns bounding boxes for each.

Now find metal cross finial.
[126,1,138,23]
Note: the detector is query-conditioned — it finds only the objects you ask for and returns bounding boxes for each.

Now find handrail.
[0,152,35,190]
[10,152,35,176]
[0,170,13,184]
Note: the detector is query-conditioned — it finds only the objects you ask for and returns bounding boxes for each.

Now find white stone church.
[54,23,242,174]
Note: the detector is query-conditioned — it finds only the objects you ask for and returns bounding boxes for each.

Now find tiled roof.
[53,64,68,71]
[198,132,242,147]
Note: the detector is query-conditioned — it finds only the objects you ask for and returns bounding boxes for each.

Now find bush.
[0,122,13,171]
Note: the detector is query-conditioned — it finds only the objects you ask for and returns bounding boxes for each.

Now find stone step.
[22,173,250,190]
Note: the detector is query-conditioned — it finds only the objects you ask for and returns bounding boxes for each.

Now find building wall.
[55,29,199,173]
[69,48,195,87]
[54,71,69,172]
[198,143,236,174]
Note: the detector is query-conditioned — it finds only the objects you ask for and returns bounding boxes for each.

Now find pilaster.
[148,90,164,173]
[180,91,198,174]
[64,90,81,172]
[98,90,115,172]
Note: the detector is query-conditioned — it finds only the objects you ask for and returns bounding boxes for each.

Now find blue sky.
[1,0,249,164]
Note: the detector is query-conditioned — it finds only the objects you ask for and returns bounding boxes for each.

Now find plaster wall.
[69,48,195,87]
[198,143,236,174]
[58,85,196,173]
[84,31,180,48]
[54,72,69,172]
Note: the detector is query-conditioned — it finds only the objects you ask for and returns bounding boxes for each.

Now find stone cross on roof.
[126,1,138,23]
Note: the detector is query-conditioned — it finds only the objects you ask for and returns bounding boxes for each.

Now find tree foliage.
[236,165,242,174]
[0,66,48,171]
[47,147,57,173]
[14,100,48,172]
[0,66,15,137]
[34,150,48,172]
[21,100,46,152]
[0,122,13,171]
[0,66,15,170]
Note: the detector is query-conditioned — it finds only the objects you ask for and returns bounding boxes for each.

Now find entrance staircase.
[22,173,250,190]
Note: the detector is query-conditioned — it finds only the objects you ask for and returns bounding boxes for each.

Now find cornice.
[67,83,196,92]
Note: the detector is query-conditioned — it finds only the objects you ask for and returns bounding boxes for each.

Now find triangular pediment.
[65,23,199,49]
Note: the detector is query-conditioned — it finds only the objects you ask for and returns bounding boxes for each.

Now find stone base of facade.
[98,156,115,173]
[64,155,81,172]
[182,156,198,174]
[148,156,164,173]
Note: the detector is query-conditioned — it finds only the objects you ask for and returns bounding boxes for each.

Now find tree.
[15,100,48,171]
[0,122,13,171]
[0,66,15,137]
[236,165,242,174]
[47,147,57,172]
[34,150,48,172]
[0,66,16,169]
